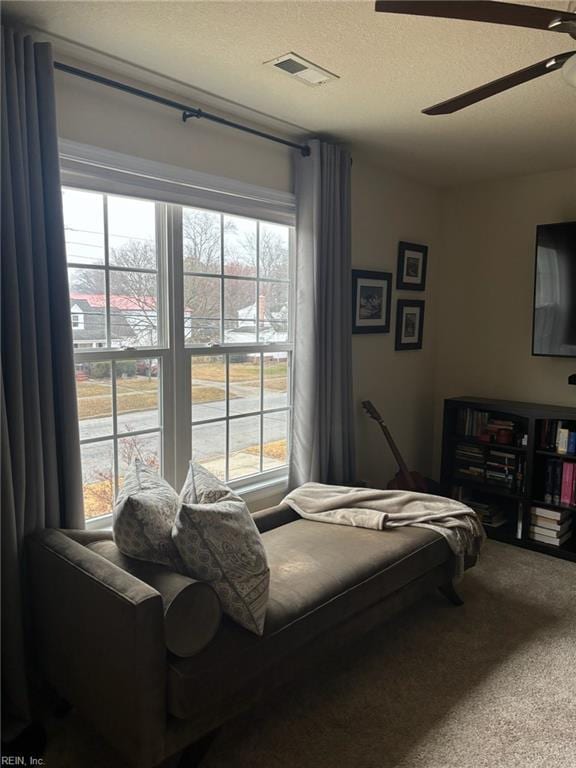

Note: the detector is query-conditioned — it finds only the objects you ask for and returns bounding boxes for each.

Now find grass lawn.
[78,359,288,421]
[193,360,287,383]
[83,478,113,518]
[77,377,228,420]
[246,439,287,461]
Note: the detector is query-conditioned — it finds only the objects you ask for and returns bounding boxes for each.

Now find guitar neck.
[362,401,415,489]
[378,423,412,482]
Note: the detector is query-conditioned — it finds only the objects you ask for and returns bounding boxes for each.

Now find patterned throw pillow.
[172,463,270,636]
[113,461,184,571]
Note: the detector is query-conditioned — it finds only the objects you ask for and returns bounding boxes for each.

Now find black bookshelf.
[441,397,576,564]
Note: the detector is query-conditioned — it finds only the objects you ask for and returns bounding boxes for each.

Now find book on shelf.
[543,458,576,507]
[456,408,527,447]
[531,513,571,530]
[467,500,507,528]
[539,419,576,454]
[561,462,575,506]
[529,522,572,539]
[529,496,573,545]
[530,505,572,522]
[557,428,569,455]
[529,530,572,547]
[544,459,563,505]
[454,442,524,493]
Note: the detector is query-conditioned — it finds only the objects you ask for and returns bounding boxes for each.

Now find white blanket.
[283,483,485,576]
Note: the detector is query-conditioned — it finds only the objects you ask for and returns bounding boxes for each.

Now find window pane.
[191,355,226,422]
[68,267,106,348]
[192,420,226,480]
[116,358,160,433]
[184,275,221,344]
[229,415,260,480]
[118,432,161,484]
[224,278,256,343]
[263,352,288,410]
[109,270,158,347]
[229,354,260,416]
[108,196,156,269]
[259,282,289,342]
[259,221,289,280]
[63,188,104,265]
[263,411,289,470]
[81,441,114,519]
[224,215,257,277]
[183,208,221,275]
[76,362,112,439]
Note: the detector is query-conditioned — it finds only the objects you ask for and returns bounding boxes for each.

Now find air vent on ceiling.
[264,52,339,87]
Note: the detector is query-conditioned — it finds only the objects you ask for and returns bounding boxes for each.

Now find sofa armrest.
[61,528,114,545]
[27,529,167,768]
[252,502,299,533]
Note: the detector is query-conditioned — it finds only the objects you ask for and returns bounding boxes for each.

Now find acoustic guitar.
[362,400,430,493]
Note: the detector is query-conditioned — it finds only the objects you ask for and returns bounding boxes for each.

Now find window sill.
[85,473,288,530]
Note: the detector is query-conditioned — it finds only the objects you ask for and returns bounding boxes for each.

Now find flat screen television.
[532,221,576,358]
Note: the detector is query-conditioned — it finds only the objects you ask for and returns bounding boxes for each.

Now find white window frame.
[60,141,296,527]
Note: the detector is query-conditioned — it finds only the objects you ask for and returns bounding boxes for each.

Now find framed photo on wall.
[352,270,392,334]
[395,300,425,350]
[397,241,428,291]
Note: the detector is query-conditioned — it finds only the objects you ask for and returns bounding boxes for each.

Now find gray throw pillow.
[113,461,184,571]
[172,462,270,636]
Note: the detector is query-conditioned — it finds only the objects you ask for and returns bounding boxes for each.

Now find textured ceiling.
[4,0,576,186]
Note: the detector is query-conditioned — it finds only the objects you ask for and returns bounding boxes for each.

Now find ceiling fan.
[374,1,576,114]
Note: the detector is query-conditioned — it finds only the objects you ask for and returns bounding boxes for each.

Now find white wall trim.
[59,139,296,225]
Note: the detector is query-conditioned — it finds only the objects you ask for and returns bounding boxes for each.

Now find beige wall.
[54,62,293,193]
[351,154,442,487]
[434,167,576,473]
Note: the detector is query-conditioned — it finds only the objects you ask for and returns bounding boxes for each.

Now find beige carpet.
[44,540,576,768]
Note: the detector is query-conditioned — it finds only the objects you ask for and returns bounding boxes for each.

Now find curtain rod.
[54,62,311,157]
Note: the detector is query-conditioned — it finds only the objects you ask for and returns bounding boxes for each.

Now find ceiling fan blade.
[375,2,575,33]
[423,52,575,114]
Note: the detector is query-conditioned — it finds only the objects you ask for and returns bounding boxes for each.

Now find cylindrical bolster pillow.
[86,541,221,657]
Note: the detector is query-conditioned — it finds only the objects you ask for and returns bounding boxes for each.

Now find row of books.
[543,459,576,507]
[539,420,576,454]
[456,408,527,447]
[528,505,573,547]
[454,444,525,493]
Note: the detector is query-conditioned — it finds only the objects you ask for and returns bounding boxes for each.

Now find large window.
[63,181,294,522]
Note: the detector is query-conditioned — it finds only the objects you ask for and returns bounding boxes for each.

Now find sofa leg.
[176,727,221,768]
[439,580,464,606]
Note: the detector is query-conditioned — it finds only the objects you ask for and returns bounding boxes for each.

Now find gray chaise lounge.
[28,502,472,768]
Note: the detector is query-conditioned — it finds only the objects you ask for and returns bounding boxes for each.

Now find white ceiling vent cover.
[264,53,339,87]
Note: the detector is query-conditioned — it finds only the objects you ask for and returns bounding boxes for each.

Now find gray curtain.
[1,28,84,739]
[289,139,355,488]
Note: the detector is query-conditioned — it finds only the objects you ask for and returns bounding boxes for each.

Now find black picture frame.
[395,299,425,350]
[397,241,428,291]
[351,270,392,334]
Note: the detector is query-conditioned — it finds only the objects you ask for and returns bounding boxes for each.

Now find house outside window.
[70,305,85,330]
[60,145,295,525]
